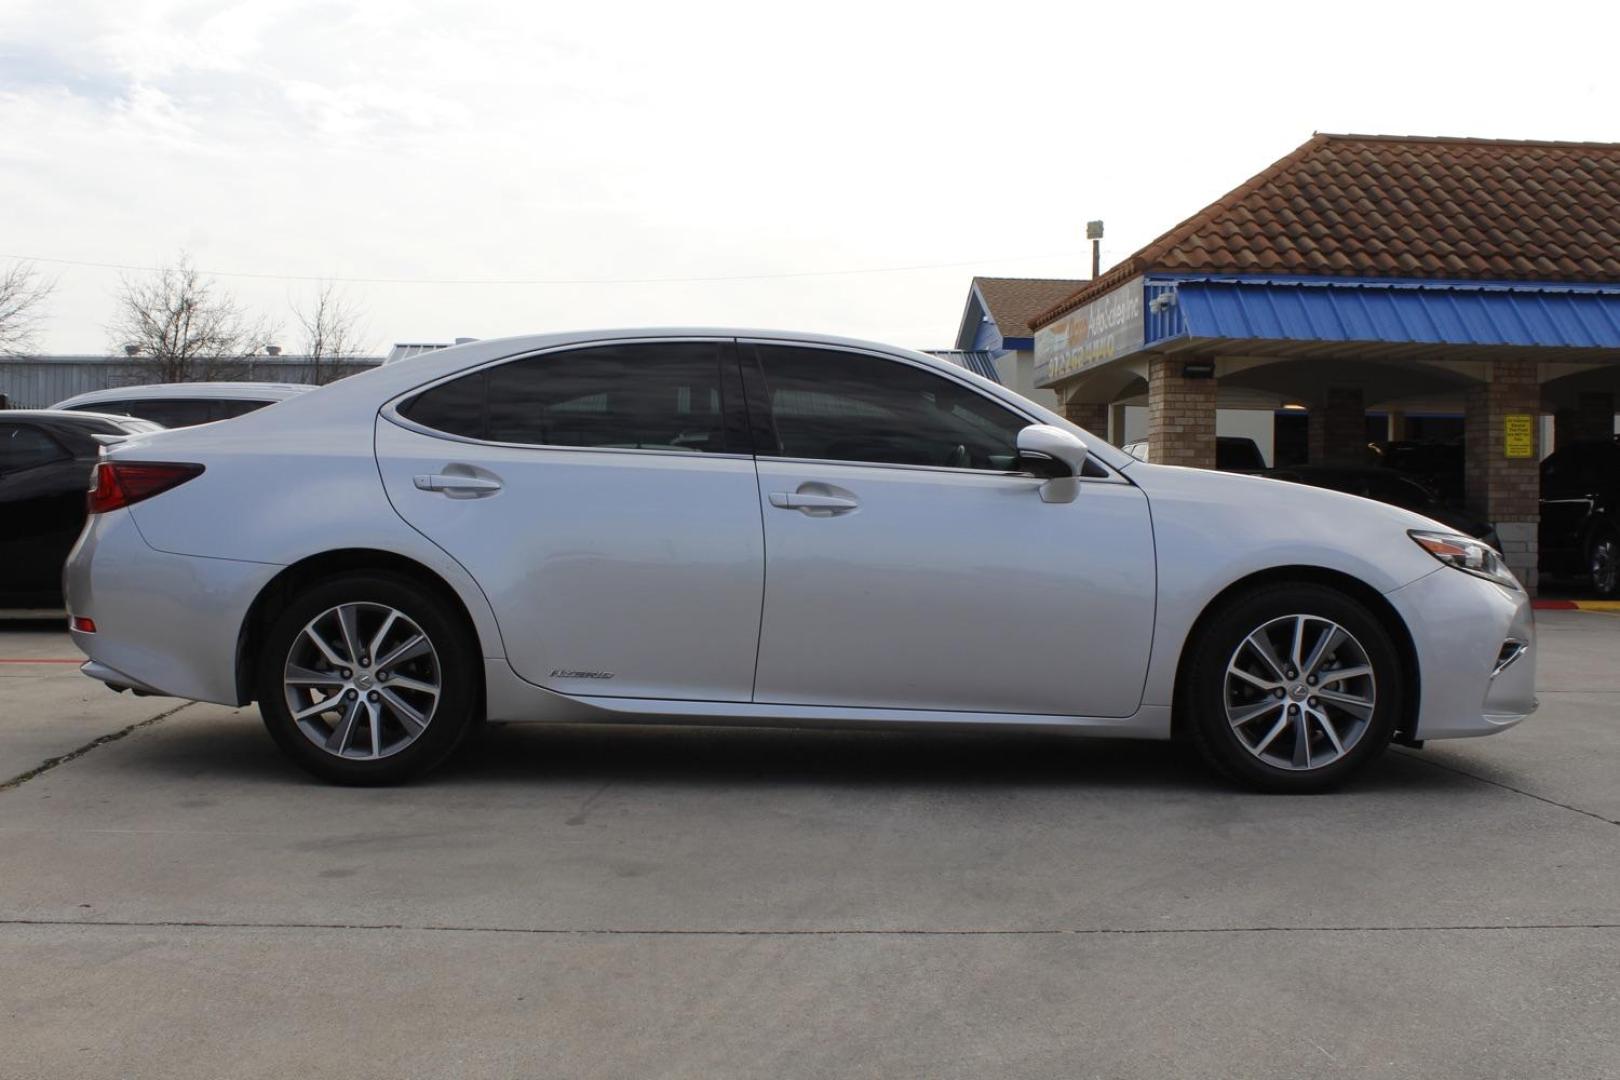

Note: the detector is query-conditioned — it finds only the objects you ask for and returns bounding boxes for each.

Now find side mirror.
[1016,424,1089,504]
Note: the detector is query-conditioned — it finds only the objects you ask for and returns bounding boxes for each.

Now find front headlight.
[1409,530,1522,590]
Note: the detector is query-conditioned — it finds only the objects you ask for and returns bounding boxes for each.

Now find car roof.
[51,382,316,408]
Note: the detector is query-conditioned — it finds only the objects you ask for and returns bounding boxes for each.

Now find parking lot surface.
[1,611,1617,1078]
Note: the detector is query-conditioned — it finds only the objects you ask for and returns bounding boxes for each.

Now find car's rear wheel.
[256,572,477,784]
[1183,584,1402,793]
[1589,530,1619,598]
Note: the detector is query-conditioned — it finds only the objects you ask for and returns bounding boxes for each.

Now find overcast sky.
[4,0,1619,354]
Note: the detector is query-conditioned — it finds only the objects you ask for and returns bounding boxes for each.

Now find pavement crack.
[0,702,193,793]
[565,779,614,826]
[1393,748,1620,827]
[0,918,1616,938]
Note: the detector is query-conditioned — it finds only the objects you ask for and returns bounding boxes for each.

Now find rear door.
[375,338,766,701]
[743,342,1156,717]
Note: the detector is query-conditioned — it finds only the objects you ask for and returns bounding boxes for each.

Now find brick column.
[1061,396,1109,441]
[1464,358,1541,591]
[1147,355,1216,468]
[1307,386,1366,464]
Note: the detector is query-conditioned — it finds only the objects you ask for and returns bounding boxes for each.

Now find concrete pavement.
[1,612,1616,1078]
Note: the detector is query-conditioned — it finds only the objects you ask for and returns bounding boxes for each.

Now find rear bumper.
[1385,567,1537,739]
[65,508,278,705]
[80,659,167,696]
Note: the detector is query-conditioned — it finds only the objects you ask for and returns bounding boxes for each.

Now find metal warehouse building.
[1031,133,1620,592]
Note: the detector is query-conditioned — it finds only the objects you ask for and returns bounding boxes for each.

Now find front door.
[744,343,1156,717]
[375,339,765,702]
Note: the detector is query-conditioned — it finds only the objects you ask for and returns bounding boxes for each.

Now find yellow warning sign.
[1504,414,1535,458]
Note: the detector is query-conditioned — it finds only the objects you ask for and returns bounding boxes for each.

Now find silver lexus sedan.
[63,330,1537,791]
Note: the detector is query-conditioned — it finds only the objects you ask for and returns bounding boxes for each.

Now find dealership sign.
[1034,277,1145,386]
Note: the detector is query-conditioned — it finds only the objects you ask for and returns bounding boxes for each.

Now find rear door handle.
[769,491,858,513]
[414,473,503,497]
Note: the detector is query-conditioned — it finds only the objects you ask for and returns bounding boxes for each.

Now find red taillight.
[70,616,97,634]
[87,462,205,514]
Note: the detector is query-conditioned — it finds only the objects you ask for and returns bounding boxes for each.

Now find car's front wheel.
[1182,583,1403,793]
[256,572,478,784]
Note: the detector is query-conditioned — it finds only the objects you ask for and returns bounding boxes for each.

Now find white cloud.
[3,0,1620,352]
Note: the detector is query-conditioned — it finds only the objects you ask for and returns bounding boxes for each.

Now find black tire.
[1181,583,1403,794]
[1588,528,1619,598]
[255,571,478,785]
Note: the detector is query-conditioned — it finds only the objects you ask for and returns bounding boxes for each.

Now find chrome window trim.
[380,412,756,463]
[379,336,747,462]
[380,333,1129,482]
[754,453,1130,484]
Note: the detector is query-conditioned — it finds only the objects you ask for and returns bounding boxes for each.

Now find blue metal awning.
[1148,277,1620,351]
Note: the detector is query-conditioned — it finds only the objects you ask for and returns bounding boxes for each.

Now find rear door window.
[400,342,734,453]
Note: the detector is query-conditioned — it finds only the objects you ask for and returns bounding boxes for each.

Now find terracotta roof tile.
[1033,133,1620,327]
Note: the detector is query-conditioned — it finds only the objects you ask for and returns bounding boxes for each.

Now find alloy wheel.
[1223,614,1376,771]
[282,602,441,760]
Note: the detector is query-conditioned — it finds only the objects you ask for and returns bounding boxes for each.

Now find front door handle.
[414,473,503,497]
[769,491,859,514]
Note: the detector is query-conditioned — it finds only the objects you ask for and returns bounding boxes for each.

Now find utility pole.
[1087,220,1104,280]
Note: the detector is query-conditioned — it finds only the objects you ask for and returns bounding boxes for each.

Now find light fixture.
[1282,402,1308,411]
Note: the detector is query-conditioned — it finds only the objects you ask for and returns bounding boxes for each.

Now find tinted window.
[1542,442,1620,495]
[69,400,135,416]
[754,346,1025,470]
[401,342,730,453]
[1216,437,1265,471]
[0,424,67,471]
[73,399,219,427]
[124,399,221,428]
[213,399,270,420]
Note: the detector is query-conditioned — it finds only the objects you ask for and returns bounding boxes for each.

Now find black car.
[0,410,162,607]
[1368,440,1465,506]
[1267,465,1498,547]
[1539,438,1620,597]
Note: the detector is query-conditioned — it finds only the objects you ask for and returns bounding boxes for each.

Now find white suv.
[52,382,314,428]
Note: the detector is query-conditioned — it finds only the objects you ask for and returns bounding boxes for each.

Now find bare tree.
[107,254,276,382]
[0,260,56,356]
[291,281,370,384]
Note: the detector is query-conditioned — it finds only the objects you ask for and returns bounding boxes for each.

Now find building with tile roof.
[1029,133,1620,592]
[951,276,1086,407]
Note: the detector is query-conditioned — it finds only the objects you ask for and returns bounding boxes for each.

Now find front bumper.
[1385,567,1538,739]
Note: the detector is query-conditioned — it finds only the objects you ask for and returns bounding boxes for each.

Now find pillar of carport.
[1464,357,1542,591]
[1147,354,1216,468]
[1307,386,1366,464]
[1061,394,1109,442]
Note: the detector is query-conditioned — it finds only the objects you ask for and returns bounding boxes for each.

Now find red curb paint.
[1532,600,1579,610]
